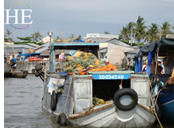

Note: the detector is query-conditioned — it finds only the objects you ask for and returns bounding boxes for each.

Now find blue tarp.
[137,56,142,72]
[82,67,91,72]
[146,51,153,76]
[71,38,85,43]
[59,72,69,76]
[70,50,75,56]
[134,57,138,72]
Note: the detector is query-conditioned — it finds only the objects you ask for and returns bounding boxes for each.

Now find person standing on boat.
[142,60,148,71]
[157,59,165,74]
[59,53,64,60]
[151,59,164,75]
[163,51,174,75]
[58,53,64,65]
[11,55,17,68]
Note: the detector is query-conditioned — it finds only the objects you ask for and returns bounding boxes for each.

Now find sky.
[3,0,174,41]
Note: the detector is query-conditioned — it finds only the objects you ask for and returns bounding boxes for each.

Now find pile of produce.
[93,97,114,106]
[28,57,42,61]
[62,52,106,74]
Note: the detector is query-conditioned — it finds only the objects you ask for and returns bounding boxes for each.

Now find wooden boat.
[16,53,49,74]
[35,43,156,128]
[157,87,174,122]
[4,58,28,78]
[4,71,28,78]
[136,38,174,123]
[68,104,155,128]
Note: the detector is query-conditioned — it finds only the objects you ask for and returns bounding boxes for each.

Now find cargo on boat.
[35,42,156,128]
[15,53,49,74]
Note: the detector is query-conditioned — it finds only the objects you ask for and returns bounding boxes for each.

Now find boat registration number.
[92,74,131,80]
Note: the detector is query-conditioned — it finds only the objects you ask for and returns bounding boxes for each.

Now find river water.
[4,74,66,128]
[4,74,174,128]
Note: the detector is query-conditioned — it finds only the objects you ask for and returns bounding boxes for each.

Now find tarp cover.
[137,38,174,56]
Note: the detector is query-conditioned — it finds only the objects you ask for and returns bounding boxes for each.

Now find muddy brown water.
[4,74,174,128]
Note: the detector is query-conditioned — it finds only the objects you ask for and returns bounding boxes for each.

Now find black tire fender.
[23,71,28,75]
[32,69,35,74]
[114,88,138,111]
[51,90,57,111]
[57,113,67,126]
[20,56,25,61]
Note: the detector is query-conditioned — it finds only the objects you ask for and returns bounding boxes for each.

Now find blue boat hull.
[158,87,174,122]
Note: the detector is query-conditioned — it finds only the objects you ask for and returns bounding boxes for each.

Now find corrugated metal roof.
[35,42,50,53]
[106,38,132,48]
[100,47,108,53]
[25,43,41,48]
[124,49,140,58]
[124,49,140,54]
[52,43,99,46]
[84,38,113,43]
[40,49,80,56]
[4,44,36,49]
[36,42,99,55]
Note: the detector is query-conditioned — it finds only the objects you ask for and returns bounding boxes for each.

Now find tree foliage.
[134,16,147,43]
[16,36,32,41]
[4,29,12,42]
[120,26,128,41]
[119,16,173,45]
[144,23,159,43]
[104,31,110,34]
[31,31,42,42]
[161,21,171,38]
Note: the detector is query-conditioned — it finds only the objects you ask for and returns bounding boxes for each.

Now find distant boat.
[4,56,28,78]
[4,71,28,78]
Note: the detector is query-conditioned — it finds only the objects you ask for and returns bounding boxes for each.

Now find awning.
[137,38,174,57]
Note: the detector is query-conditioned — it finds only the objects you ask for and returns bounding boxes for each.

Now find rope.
[152,79,169,108]
[149,94,162,127]
[149,79,170,128]
[63,74,73,113]
[151,107,163,128]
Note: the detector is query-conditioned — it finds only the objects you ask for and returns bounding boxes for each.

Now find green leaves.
[119,16,173,44]
[16,36,32,41]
